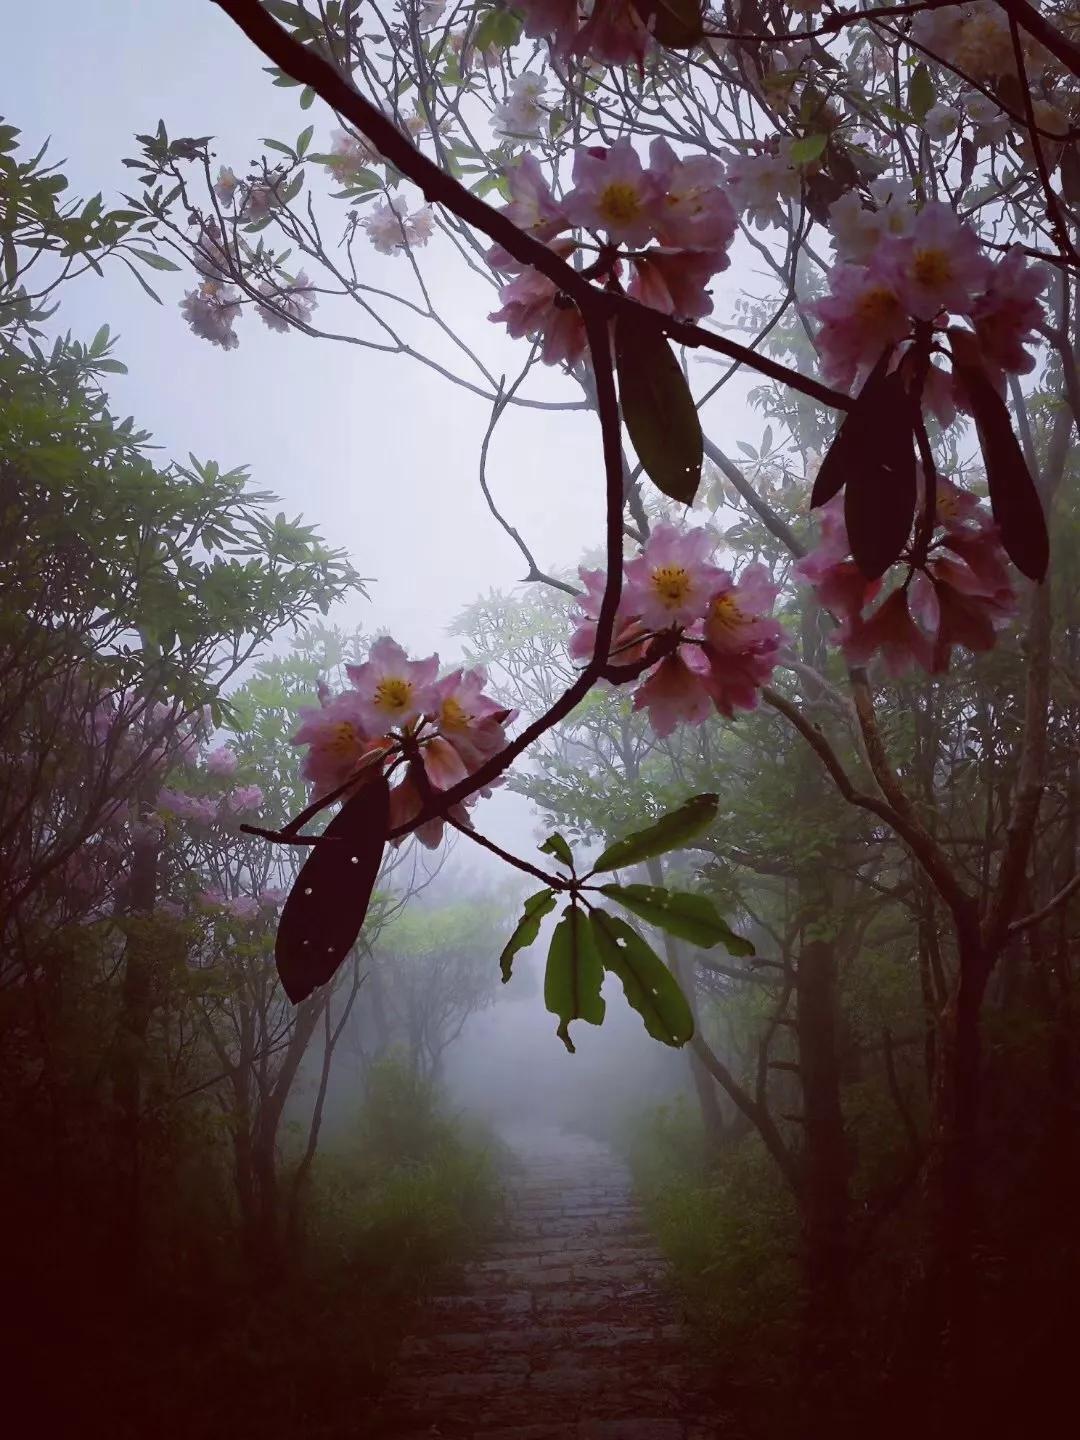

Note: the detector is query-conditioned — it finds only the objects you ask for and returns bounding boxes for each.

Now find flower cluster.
[910,1,1043,81]
[797,482,1016,675]
[362,196,435,254]
[569,524,784,737]
[809,203,1048,394]
[516,0,657,68]
[291,637,517,849]
[487,140,736,365]
[491,73,549,143]
[199,887,286,921]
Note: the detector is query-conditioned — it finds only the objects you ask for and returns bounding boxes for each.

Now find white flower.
[962,91,1010,146]
[491,73,548,143]
[418,0,446,27]
[724,148,799,229]
[180,283,242,349]
[256,270,318,332]
[241,179,280,222]
[214,166,239,206]
[925,103,961,141]
[362,197,434,254]
[324,126,378,181]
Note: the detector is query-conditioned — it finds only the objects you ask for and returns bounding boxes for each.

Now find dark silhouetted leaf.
[590,910,694,1047]
[811,352,916,579]
[616,315,703,506]
[952,353,1048,581]
[599,884,754,955]
[544,906,605,1053]
[276,774,389,1003]
[500,888,557,983]
[601,875,754,956]
[844,384,917,581]
[633,0,705,48]
[539,832,574,868]
[591,793,718,875]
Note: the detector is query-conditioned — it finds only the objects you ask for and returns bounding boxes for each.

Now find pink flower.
[387,763,472,849]
[876,203,990,322]
[256,271,318,332]
[429,667,516,771]
[704,565,784,655]
[180,283,241,350]
[486,154,568,272]
[911,553,1016,670]
[259,887,287,909]
[807,264,910,390]
[227,895,261,921]
[623,523,724,630]
[323,126,378,181]
[226,784,264,815]
[215,167,240,206]
[971,248,1049,377]
[345,636,440,736]
[702,645,779,718]
[628,247,722,320]
[199,887,229,910]
[633,649,714,738]
[568,567,650,668]
[489,240,587,368]
[564,140,662,248]
[574,0,652,66]
[292,689,384,797]
[795,498,881,623]
[363,197,433,254]
[647,140,736,254]
[205,745,238,778]
[516,0,580,58]
[839,587,935,676]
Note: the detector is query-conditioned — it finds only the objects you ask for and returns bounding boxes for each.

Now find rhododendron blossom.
[569,530,784,737]
[363,197,434,254]
[488,239,589,368]
[225,784,264,815]
[180,283,242,350]
[797,480,1017,674]
[564,140,663,248]
[291,641,515,851]
[205,744,238,778]
[256,271,318,333]
[517,0,650,67]
[491,73,548,142]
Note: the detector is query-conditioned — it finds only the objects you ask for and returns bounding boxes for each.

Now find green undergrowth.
[622,1098,800,1385]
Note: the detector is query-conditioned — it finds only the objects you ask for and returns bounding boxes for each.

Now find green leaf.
[263,138,296,157]
[300,85,315,111]
[473,9,524,50]
[500,888,557,983]
[539,832,574,869]
[590,910,693,1047]
[544,906,605,1053]
[297,124,314,157]
[591,793,718,875]
[128,246,181,271]
[90,323,111,357]
[909,64,935,123]
[788,133,827,166]
[615,315,702,505]
[599,884,754,955]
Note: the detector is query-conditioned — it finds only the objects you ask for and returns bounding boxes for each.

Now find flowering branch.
[209,0,853,413]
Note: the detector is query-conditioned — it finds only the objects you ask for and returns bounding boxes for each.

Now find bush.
[623,1098,799,1384]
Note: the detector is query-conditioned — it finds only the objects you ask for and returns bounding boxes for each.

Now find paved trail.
[374,1126,719,1439]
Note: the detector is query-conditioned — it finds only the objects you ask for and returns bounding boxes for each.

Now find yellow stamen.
[598,182,641,226]
[374,677,413,714]
[651,564,692,609]
[912,248,952,288]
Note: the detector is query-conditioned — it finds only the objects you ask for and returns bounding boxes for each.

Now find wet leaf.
[500,888,557,983]
[616,315,703,506]
[909,64,935,123]
[591,793,718,875]
[598,884,754,955]
[590,910,694,1047]
[952,354,1049,581]
[539,832,574,868]
[275,773,389,1003]
[545,906,605,1053]
[812,352,916,579]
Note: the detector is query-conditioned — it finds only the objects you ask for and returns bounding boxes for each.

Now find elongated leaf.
[909,64,936,123]
[276,774,389,1003]
[500,888,557,983]
[633,0,705,48]
[812,351,916,579]
[844,377,917,580]
[789,133,828,166]
[590,910,694,1047]
[539,832,574,868]
[544,906,605,1053]
[616,315,703,506]
[952,355,1048,582]
[599,884,754,955]
[591,793,718,875]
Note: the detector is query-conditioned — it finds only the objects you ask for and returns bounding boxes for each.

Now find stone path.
[373,1126,719,1439]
